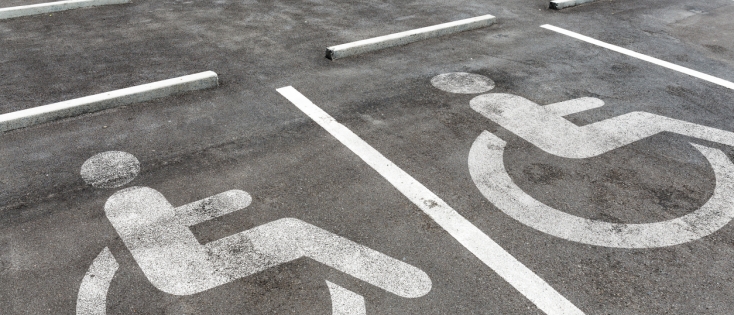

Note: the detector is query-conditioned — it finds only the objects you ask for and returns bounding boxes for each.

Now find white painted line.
[326,15,496,60]
[76,247,118,315]
[0,0,129,20]
[277,86,584,315]
[541,24,734,91]
[549,0,598,10]
[0,71,219,133]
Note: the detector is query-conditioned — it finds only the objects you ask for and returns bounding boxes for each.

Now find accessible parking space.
[3,0,734,314]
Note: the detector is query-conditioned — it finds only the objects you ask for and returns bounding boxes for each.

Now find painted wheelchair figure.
[432,72,734,249]
[76,151,431,315]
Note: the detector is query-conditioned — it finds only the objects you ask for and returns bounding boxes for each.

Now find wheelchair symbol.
[433,72,734,249]
[76,152,431,314]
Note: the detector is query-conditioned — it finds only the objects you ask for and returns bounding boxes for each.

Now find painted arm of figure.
[471,93,734,158]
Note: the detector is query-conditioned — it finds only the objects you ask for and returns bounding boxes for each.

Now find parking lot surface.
[2,0,734,314]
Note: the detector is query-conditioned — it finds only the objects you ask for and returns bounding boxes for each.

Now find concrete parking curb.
[549,0,597,10]
[0,0,130,20]
[0,71,219,133]
[325,14,496,60]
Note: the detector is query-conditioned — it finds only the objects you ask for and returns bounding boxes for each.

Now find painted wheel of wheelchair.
[469,131,734,248]
[75,248,369,315]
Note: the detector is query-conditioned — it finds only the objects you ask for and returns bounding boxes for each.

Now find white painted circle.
[431,72,495,94]
[81,151,140,189]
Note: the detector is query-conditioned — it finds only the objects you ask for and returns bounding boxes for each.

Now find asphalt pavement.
[2,0,734,314]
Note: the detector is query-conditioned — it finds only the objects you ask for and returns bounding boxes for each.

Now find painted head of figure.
[81,151,140,189]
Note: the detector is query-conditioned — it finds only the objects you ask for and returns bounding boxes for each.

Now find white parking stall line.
[277,86,585,315]
[0,71,219,133]
[541,24,734,91]
[326,15,496,60]
[0,0,129,20]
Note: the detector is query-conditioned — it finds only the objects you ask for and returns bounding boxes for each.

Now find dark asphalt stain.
[522,163,565,185]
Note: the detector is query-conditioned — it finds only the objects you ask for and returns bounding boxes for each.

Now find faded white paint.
[277,86,584,315]
[430,72,495,94]
[81,151,140,189]
[0,0,130,20]
[471,93,734,159]
[76,247,118,315]
[469,131,734,248]
[541,24,734,90]
[542,97,605,117]
[174,189,252,226]
[326,281,367,315]
[104,187,431,298]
